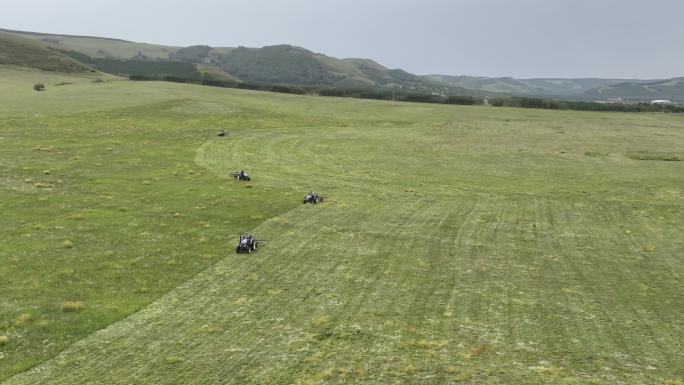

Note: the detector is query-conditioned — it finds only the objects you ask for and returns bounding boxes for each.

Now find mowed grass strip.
[2,67,684,384]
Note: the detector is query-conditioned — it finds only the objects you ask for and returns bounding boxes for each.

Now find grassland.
[0,34,90,73]
[1,66,683,384]
[0,29,179,60]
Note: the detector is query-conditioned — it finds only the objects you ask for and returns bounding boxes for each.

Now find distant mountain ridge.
[0,28,449,92]
[421,74,663,99]
[1,27,682,101]
[581,78,684,101]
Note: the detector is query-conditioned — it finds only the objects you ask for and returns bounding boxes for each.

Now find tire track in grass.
[590,201,684,376]
[583,202,671,380]
[262,199,449,383]
[531,198,574,355]
[405,199,474,384]
[439,200,480,336]
[589,202,652,356]
[211,207,355,383]
[263,198,469,383]
[397,200,465,321]
[628,211,684,370]
[283,198,434,381]
[208,201,406,380]
[532,198,632,373]
[519,198,680,382]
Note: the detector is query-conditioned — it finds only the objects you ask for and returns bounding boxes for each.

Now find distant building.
[651,99,672,104]
[595,98,624,104]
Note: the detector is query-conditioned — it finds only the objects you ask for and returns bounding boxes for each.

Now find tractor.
[236,234,259,254]
[231,171,251,181]
[303,192,324,204]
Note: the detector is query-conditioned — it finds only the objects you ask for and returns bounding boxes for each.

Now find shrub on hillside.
[33,83,45,91]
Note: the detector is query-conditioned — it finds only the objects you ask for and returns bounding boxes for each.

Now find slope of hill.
[0,28,474,95]
[59,49,207,80]
[582,78,684,101]
[424,75,546,95]
[0,33,91,73]
[0,28,442,90]
[520,78,641,96]
[4,27,680,101]
[218,45,342,86]
[0,28,178,60]
[422,74,659,98]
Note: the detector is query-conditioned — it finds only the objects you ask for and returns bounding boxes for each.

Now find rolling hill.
[421,75,667,99]
[0,33,91,73]
[425,75,684,102]
[0,28,457,91]
[581,78,684,101]
[0,28,179,60]
[2,28,682,101]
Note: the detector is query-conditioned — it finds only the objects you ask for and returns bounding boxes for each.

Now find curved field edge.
[4,108,684,384]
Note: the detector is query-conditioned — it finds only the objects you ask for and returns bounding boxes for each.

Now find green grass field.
[1,66,683,385]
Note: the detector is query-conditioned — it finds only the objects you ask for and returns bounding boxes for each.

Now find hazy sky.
[2,0,683,78]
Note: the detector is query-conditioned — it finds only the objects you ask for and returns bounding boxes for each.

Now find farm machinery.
[231,171,251,181]
[303,192,324,204]
[236,234,259,254]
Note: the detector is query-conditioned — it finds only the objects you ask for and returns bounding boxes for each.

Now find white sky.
[1,0,683,79]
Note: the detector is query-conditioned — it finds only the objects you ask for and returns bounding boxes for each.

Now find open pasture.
[1,68,683,384]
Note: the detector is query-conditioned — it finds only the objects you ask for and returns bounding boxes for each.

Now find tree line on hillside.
[128,75,684,113]
[61,50,204,80]
[488,96,684,113]
[53,47,684,113]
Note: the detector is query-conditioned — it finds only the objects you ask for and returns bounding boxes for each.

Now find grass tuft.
[62,240,73,248]
[311,314,331,328]
[0,336,9,346]
[443,365,459,374]
[626,151,681,161]
[267,288,282,296]
[414,339,445,350]
[15,313,32,326]
[454,369,474,381]
[60,301,86,313]
[193,326,223,334]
